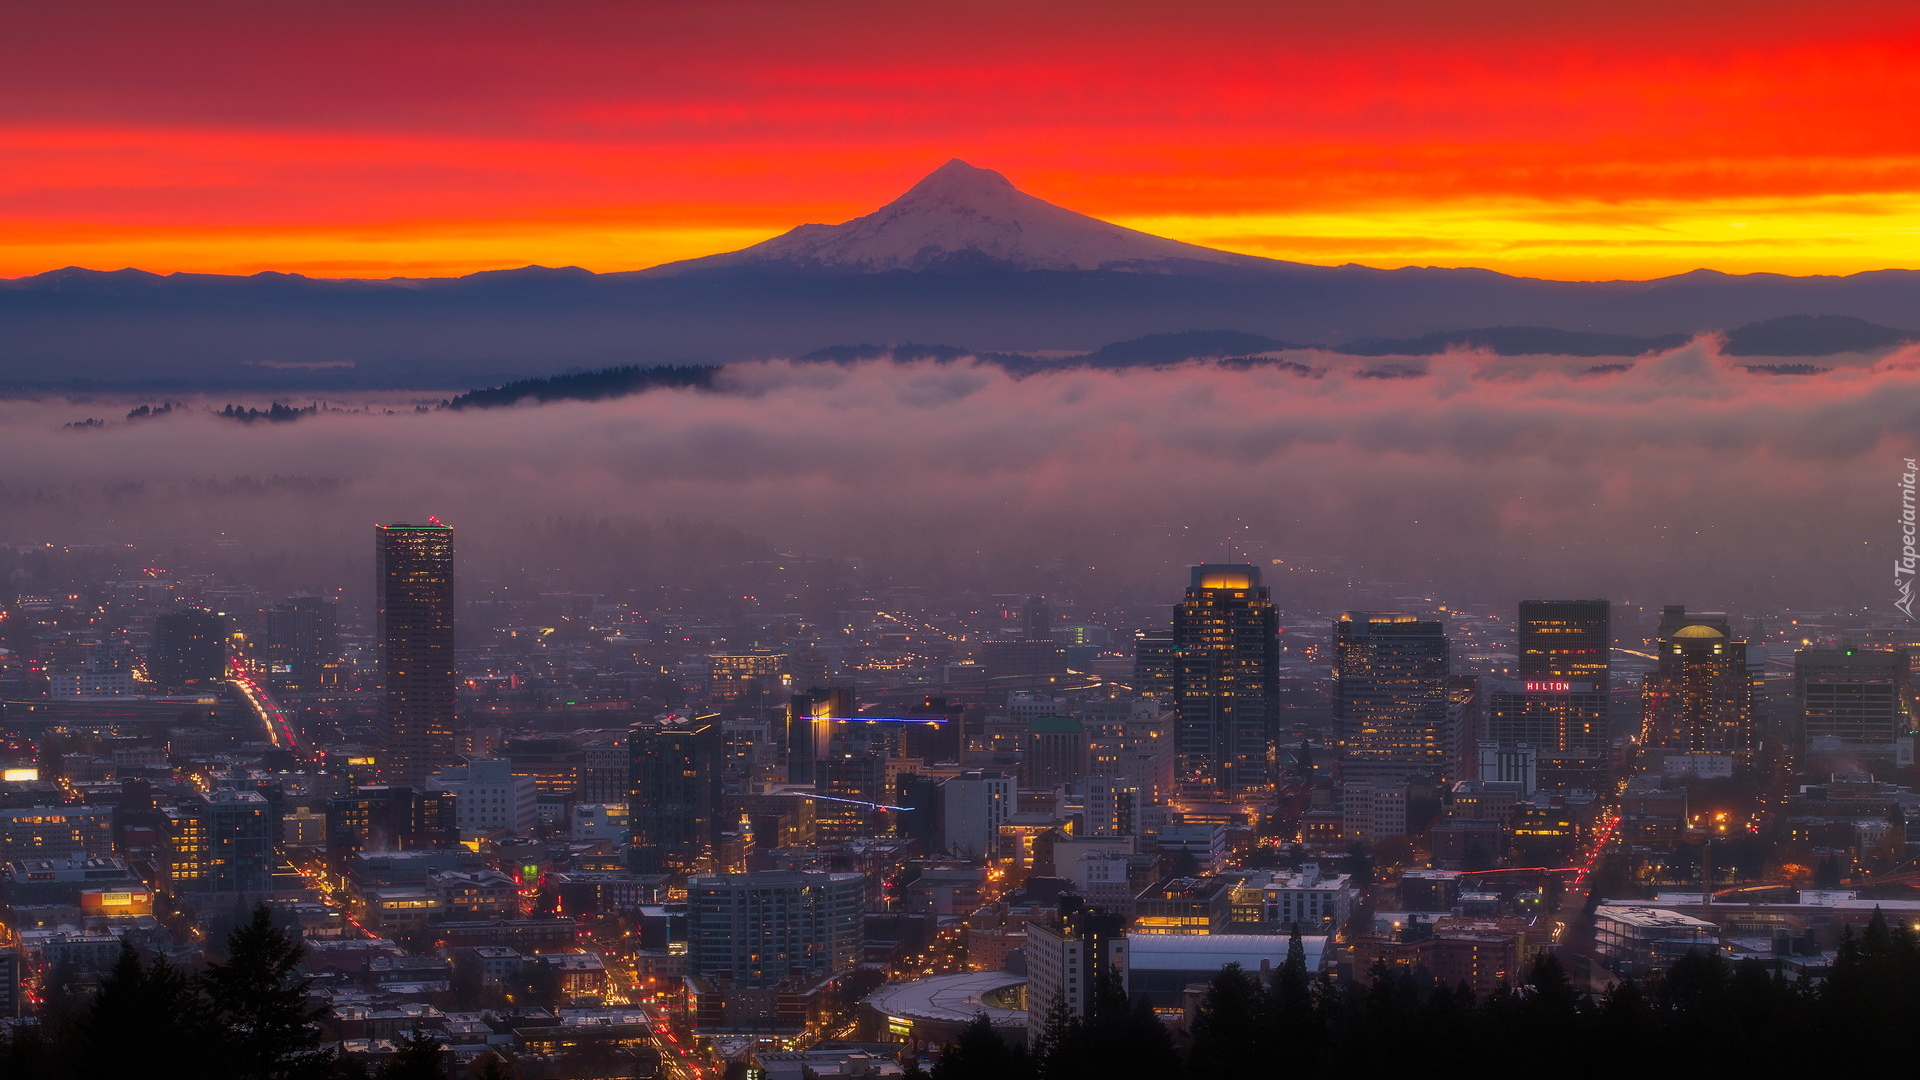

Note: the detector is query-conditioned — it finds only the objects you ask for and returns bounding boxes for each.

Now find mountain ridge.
[3,160,1919,389]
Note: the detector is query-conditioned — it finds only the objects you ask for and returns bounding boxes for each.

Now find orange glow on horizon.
[4,2,1919,281]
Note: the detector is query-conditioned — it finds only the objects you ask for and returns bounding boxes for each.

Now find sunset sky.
[6,0,1919,281]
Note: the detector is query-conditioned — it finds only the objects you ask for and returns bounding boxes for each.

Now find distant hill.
[1080,330,1297,366]
[444,365,716,409]
[1721,314,1915,356]
[1340,326,1690,357]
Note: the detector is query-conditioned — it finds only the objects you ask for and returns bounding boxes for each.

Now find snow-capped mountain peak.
[646,158,1256,274]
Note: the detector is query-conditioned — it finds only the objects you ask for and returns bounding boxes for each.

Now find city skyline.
[3,3,1919,1076]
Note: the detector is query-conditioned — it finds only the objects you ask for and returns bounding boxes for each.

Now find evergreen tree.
[1029,992,1081,1080]
[467,1054,513,1080]
[202,904,331,1080]
[1087,993,1179,1080]
[1186,963,1264,1080]
[75,944,215,1080]
[1814,853,1843,889]
[379,1028,445,1080]
[0,1020,57,1080]
[932,1014,1032,1080]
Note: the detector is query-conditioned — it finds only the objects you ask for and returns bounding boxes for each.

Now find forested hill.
[443,364,717,409]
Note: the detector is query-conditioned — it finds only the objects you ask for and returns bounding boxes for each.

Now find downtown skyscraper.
[628,713,723,874]
[1146,564,1279,797]
[376,522,456,785]
[1485,600,1612,789]
[1642,606,1755,766]
[1334,612,1451,784]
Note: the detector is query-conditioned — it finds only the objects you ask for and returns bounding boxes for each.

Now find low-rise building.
[1593,906,1718,978]
[1260,863,1356,934]
[1133,876,1232,936]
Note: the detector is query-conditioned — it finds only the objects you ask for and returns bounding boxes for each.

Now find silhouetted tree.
[1814,853,1844,889]
[1028,992,1079,1080]
[379,1029,445,1080]
[932,1014,1031,1080]
[75,944,214,1080]
[203,904,331,1080]
[1186,963,1264,1080]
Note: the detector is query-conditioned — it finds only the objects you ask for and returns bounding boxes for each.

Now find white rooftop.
[1594,906,1718,930]
[862,970,1027,1025]
[1128,933,1329,972]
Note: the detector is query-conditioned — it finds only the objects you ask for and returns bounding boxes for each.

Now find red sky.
[5,0,1919,279]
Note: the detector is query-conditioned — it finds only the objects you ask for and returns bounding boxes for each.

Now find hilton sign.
[1523,681,1594,693]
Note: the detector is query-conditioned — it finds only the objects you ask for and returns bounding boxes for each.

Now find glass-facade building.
[1334,612,1450,783]
[376,522,456,786]
[1162,564,1279,797]
[628,714,723,873]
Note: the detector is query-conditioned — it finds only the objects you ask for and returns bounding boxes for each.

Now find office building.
[786,686,856,785]
[196,790,273,895]
[1158,565,1280,796]
[1476,742,1538,796]
[1641,607,1755,765]
[628,714,723,873]
[1086,704,1177,807]
[1134,876,1233,935]
[1795,648,1913,768]
[376,522,456,785]
[1484,601,1610,788]
[1131,631,1178,700]
[1026,897,1129,1028]
[325,785,458,867]
[149,608,229,691]
[433,759,539,835]
[496,732,588,796]
[1024,715,1088,789]
[1261,864,1356,934]
[261,595,338,687]
[1593,906,1719,978]
[1334,613,1451,783]
[813,743,887,840]
[1340,781,1410,843]
[1082,775,1143,837]
[939,770,1013,858]
[984,596,1069,681]
[0,806,115,860]
[686,871,865,987]
[709,651,787,705]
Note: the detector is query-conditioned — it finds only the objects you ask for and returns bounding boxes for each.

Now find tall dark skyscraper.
[1162,564,1279,797]
[1642,606,1754,765]
[376,522,456,785]
[149,608,229,691]
[1334,612,1451,783]
[628,713,723,874]
[1486,600,1611,788]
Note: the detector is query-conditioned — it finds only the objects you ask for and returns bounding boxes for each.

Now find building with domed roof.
[1642,606,1755,765]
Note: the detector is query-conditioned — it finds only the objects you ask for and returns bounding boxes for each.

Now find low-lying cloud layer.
[5,341,1917,612]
